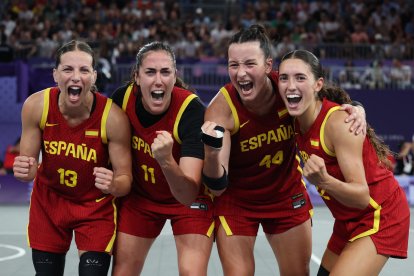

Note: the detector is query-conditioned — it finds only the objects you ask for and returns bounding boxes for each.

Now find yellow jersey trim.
[40,88,51,130]
[122,84,134,111]
[349,198,381,242]
[320,106,341,157]
[206,221,215,238]
[105,198,117,252]
[101,99,112,144]
[173,94,198,144]
[219,216,233,236]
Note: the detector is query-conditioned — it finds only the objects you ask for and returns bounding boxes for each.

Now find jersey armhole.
[39,88,51,130]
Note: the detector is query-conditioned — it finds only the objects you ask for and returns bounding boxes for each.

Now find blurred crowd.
[0,0,414,63]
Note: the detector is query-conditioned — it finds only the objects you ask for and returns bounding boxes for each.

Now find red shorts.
[328,186,409,258]
[215,189,312,236]
[28,183,117,253]
[117,193,214,238]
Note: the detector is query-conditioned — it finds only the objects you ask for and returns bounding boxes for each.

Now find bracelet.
[202,165,228,191]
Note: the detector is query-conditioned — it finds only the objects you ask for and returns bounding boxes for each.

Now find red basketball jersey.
[295,98,400,220]
[35,87,112,202]
[215,71,309,217]
[122,84,205,205]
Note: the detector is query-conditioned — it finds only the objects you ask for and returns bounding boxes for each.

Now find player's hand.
[340,104,366,136]
[303,154,331,189]
[151,130,174,166]
[13,155,36,181]
[94,167,114,194]
[201,121,225,150]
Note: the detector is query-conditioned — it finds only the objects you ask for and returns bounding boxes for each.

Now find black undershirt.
[111,84,205,159]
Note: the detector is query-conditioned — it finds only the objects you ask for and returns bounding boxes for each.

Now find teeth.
[239,81,250,85]
[287,94,300,99]
[152,90,164,94]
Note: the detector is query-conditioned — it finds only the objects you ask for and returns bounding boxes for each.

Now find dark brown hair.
[131,41,192,91]
[54,40,97,92]
[229,24,273,60]
[55,40,96,69]
[280,50,393,168]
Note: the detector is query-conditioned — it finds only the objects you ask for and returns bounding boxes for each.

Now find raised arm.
[151,98,205,206]
[201,92,234,196]
[152,131,203,206]
[304,110,370,209]
[13,92,43,182]
[94,103,132,197]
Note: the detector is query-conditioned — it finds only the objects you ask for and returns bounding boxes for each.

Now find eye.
[296,75,307,81]
[161,69,172,76]
[279,75,288,81]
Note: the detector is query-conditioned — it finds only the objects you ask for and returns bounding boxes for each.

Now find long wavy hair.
[280,50,393,168]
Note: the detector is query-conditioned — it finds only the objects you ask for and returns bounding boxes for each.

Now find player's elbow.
[356,186,370,209]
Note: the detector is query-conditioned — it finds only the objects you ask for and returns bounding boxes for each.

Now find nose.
[236,65,247,78]
[72,69,80,82]
[154,72,162,86]
[287,77,296,90]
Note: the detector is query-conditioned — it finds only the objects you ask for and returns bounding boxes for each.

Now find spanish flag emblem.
[277,108,288,119]
[310,139,320,149]
[85,129,99,138]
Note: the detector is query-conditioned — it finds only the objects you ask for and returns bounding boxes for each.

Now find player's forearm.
[110,174,132,197]
[323,177,370,209]
[202,147,223,178]
[160,159,200,206]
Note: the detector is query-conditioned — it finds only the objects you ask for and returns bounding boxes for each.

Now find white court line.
[311,253,322,265]
[0,244,26,261]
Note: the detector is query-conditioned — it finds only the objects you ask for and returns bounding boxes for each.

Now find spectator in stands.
[338,59,361,90]
[14,30,37,60]
[390,58,412,89]
[394,137,414,175]
[350,22,370,58]
[0,23,13,62]
[361,59,389,89]
[274,35,296,59]
[36,30,59,58]
[0,137,20,175]
[0,13,16,38]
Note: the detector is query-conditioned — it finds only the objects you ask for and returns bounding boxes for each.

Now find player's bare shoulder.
[205,92,233,131]
[21,89,46,121]
[106,100,130,138]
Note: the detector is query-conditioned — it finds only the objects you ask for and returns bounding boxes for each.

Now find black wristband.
[351,100,363,107]
[202,165,228,191]
[201,126,225,149]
